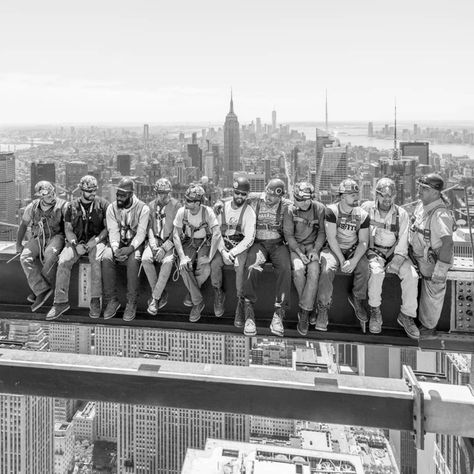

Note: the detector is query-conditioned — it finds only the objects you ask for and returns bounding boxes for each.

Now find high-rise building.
[0,152,16,239]
[379,157,418,205]
[176,160,185,185]
[143,123,149,142]
[272,109,277,132]
[49,324,92,354]
[256,117,262,136]
[246,173,265,192]
[399,142,430,166]
[30,162,56,198]
[368,121,374,137]
[223,93,240,186]
[317,145,348,204]
[54,422,74,474]
[0,394,54,474]
[187,143,202,171]
[117,154,131,176]
[264,159,271,183]
[65,160,88,192]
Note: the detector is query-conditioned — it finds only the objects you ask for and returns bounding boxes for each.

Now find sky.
[0,0,473,125]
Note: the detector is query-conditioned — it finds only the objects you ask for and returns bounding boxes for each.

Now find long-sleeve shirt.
[283,200,326,252]
[106,195,150,252]
[361,201,409,258]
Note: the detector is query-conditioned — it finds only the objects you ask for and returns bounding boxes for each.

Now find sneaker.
[419,325,437,339]
[234,297,245,328]
[297,309,309,336]
[46,302,70,321]
[123,301,137,322]
[103,298,121,320]
[309,309,317,326]
[158,290,168,310]
[89,297,101,319]
[270,307,285,337]
[397,312,420,340]
[27,293,35,304]
[243,301,257,336]
[189,301,205,323]
[369,306,383,334]
[315,302,330,331]
[147,298,159,316]
[348,293,368,323]
[183,292,193,307]
[31,288,53,312]
[213,287,226,317]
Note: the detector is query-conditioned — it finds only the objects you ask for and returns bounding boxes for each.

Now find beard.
[82,192,95,202]
[117,197,132,209]
[233,196,245,207]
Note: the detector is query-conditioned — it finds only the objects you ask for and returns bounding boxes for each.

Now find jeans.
[414,256,446,329]
[142,245,175,300]
[54,242,106,304]
[20,234,65,296]
[367,252,418,318]
[210,250,248,297]
[102,245,143,303]
[317,248,369,306]
[243,239,291,308]
[180,239,211,306]
[291,243,320,311]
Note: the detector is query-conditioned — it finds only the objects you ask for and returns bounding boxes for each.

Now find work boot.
[183,292,193,307]
[397,312,420,340]
[348,293,368,323]
[315,302,330,331]
[234,297,245,328]
[189,301,205,322]
[243,300,257,336]
[46,302,70,321]
[369,306,383,334]
[89,297,101,319]
[31,288,53,312]
[123,301,137,322]
[270,307,285,337]
[158,290,168,310]
[213,287,225,317]
[297,309,310,336]
[27,293,35,304]
[103,298,121,320]
[309,309,317,326]
[419,325,437,340]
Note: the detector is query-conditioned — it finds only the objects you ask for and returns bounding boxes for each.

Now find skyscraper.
[399,142,430,166]
[272,109,277,133]
[0,152,16,239]
[65,160,88,192]
[223,92,240,186]
[368,122,374,137]
[117,154,131,176]
[30,162,56,198]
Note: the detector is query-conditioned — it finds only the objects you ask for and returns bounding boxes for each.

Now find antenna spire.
[393,98,398,160]
[325,89,328,131]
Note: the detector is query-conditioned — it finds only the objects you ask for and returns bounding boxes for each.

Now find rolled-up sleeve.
[131,204,150,250]
[393,207,409,258]
[106,205,121,252]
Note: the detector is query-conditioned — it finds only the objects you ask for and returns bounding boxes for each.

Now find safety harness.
[181,206,212,249]
[291,202,319,231]
[255,198,283,232]
[112,200,146,247]
[367,204,400,261]
[221,202,248,249]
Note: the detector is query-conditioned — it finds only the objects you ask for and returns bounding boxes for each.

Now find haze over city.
[1,0,473,124]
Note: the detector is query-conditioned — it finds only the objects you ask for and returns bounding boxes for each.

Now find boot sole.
[104,304,121,320]
[31,289,53,312]
[46,304,71,321]
[297,325,309,336]
[244,328,257,337]
[270,325,284,337]
[397,318,420,340]
[348,296,368,323]
[189,303,205,322]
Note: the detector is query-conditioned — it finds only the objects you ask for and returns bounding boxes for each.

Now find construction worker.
[409,173,454,337]
[173,184,221,323]
[283,181,326,336]
[102,178,150,322]
[361,178,419,338]
[142,178,181,315]
[241,178,291,337]
[210,176,256,325]
[46,175,109,320]
[315,178,370,331]
[16,181,67,312]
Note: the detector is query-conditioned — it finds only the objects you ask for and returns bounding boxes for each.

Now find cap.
[293,181,314,200]
[375,177,396,197]
[233,176,250,193]
[116,177,134,193]
[79,175,98,192]
[265,178,285,196]
[154,178,172,194]
[185,184,205,201]
[338,178,359,194]
[417,173,444,191]
[34,180,55,197]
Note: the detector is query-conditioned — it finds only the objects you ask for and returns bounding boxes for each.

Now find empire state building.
[223,92,240,185]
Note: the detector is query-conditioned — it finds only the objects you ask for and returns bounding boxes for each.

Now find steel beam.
[0,349,473,438]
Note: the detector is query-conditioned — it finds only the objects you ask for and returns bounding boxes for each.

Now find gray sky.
[1,0,473,124]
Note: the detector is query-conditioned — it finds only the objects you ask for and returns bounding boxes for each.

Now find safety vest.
[112,200,146,247]
[410,202,451,248]
[182,206,211,239]
[221,201,248,245]
[31,198,66,240]
[255,198,283,233]
[69,197,108,243]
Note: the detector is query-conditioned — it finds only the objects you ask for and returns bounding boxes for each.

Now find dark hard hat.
[117,177,134,193]
[338,178,359,194]
[417,173,444,191]
[265,178,285,196]
[233,176,250,193]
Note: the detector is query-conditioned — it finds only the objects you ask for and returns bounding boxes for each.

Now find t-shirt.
[325,204,370,250]
[174,205,219,239]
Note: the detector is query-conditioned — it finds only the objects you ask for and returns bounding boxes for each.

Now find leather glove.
[431,260,451,284]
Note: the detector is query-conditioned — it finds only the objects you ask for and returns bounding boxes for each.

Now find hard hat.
[185,184,205,201]
[293,181,314,200]
[154,178,172,194]
[417,173,444,191]
[338,178,359,194]
[34,180,55,197]
[375,178,396,197]
[116,177,134,193]
[79,175,98,192]
[233,176,250,193]
[265,178,285,196]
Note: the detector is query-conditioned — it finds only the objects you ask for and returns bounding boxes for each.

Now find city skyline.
[1,0,474,124]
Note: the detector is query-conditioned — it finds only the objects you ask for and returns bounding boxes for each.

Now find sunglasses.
[234,190,248,197]
[185,198,200,204]
[376,191,393,199]
[294,196,310,202]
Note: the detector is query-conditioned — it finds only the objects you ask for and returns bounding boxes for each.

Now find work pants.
[210,250,248,298]
[142,245,175,301]
[291,243,320,311]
